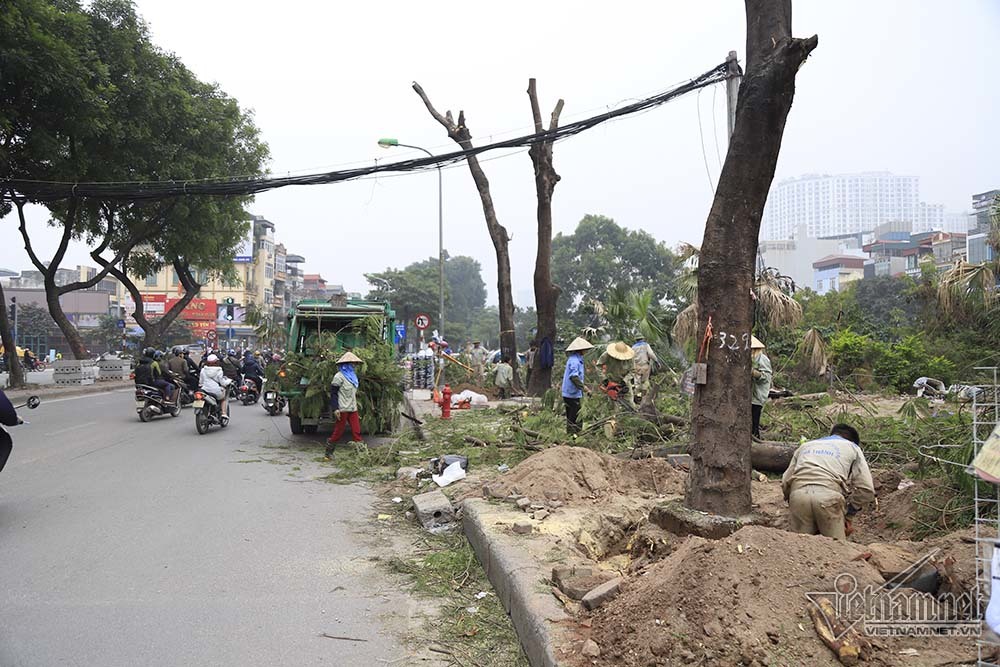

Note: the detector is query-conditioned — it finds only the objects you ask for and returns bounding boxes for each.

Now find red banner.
[166,298,217,321]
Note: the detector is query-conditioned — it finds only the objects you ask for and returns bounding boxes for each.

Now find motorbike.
[261,380,286,416]
[135,383,181,422]
[166,371,196,407]
[238,376,261,406]
[0,396,40,473]
[193,389,229,434]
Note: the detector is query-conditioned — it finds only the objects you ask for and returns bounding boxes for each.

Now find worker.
[782,424,875,540]
[750,336,772,439]
[326,351,364,457]
[597,341,635,396]
[561,337,593,435]
[494,356,514,399]
[469,341,488,383]
[631,335,659,395]
[524,341,538,389]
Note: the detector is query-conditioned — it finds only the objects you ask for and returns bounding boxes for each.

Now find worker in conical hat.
[597,341,636,386]
[750,336,772,440]
[561,337,594,435]
[327,351,364,457]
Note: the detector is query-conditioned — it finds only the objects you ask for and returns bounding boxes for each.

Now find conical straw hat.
[606,341,636,360]
[565,337,594,352]
[337,351,363,364]
[750,336,766,349]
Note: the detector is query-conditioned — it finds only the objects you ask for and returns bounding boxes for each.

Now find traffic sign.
[394,323,406,343]
[116,319,126,329]
[414,313,431,331]
[206,329,217,341]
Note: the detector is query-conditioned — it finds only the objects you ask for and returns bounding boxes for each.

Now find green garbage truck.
[279,298,398,435]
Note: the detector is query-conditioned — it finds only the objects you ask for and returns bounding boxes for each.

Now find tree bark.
[526,79,564,397]
[686,0,817,515]
[93,252,201,350]
[412,83,520,384]
[0,282,25,388]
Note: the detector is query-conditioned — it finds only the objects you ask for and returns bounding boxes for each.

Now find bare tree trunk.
[94,253,201,350]
[412,83,520,383]
[686,0,817,516]
[0,282,25,388]
[526,79,564,397]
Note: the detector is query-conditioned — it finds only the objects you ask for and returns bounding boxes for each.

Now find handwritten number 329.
[717,332,751,351]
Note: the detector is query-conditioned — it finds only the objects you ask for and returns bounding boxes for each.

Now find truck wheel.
[289,415,304,435]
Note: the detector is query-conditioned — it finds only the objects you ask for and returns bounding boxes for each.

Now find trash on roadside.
[431,454,469,475]
[454,389,488,406]
[475,591,490,600]
[377,513,391,521]
[432,460,467,487]
[391,497,403,503]
[465,606,478,614]
[497,463,510,473]
[897,479,916,491]
[412,489,457,534]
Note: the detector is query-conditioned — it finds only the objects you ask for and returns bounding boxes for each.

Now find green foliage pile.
[281,317,402,434]
[827,331,956,391]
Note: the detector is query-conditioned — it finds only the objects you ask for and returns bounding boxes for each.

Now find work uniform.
[561,353,585,434]
[329,369,362,444]
[494,362,513,399]
[781,435,875,539]
[596,350,634,385]
[470,346,488,382]
[632,341,659,389]
[751,351,772,438]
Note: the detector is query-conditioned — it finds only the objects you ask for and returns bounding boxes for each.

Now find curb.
[6,382,133,403]
[462,498,570,667]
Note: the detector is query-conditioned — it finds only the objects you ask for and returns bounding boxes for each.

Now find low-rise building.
[812,255,866,294]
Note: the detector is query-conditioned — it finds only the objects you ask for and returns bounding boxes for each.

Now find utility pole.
[725,50,742,140]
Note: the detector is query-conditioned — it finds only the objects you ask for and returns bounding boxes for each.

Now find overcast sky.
[5,1,998,307]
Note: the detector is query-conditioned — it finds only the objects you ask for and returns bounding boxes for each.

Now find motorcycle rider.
[148,349,177,401]
[241,350,264,395]
[221,349,242,386]
[183,348,199,378]
[199,354,232,425]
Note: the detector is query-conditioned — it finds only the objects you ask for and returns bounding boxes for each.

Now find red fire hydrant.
[437,384,452,419]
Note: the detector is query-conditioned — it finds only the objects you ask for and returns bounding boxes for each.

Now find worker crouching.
[781,423,875,540]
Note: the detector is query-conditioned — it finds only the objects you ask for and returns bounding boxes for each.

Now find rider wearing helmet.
[221,349,241,384]
[167,346,188,379]
[147,349,177,401]
[242,350,264,391]
[199,354,232,424]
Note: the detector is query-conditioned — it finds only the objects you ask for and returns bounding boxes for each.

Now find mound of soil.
[586,525,974,666]
[487,446,685,502]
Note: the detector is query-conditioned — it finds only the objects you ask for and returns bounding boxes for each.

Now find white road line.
[44,420,98,436]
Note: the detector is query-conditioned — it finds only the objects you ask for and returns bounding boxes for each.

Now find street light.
[378,137,444,343]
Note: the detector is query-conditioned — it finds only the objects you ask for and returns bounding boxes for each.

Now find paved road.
[0,389,419,666]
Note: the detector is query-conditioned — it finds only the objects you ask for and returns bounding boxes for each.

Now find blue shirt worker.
[781,424,876,540]
[561,337,594,435]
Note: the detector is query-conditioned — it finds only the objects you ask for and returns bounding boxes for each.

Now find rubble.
[581,577,622,610]
[411,489,456,533]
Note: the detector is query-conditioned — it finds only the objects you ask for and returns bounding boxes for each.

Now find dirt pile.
[585,525,975,666]
[486,445,685,502]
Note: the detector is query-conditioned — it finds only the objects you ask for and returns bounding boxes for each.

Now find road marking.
[45,420,98,436]
[36,389,133,406]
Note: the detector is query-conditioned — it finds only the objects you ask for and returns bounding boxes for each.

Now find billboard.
[233,229,254,264]
[165,298,217,322]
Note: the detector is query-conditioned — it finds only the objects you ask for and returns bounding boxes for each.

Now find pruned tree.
[526,79,564,396]
[411,83,520,381]
[686,0,818,516]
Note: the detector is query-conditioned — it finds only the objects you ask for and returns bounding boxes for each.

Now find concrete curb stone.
[462,498,571,667]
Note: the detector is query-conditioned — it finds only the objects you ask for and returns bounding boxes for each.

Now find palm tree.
[936,193,999,326]
[244,303,286,349]
[605,287,669,345]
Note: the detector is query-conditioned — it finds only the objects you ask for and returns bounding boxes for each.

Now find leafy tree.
[551,215,683,324]
[4,0,267,356]
[93,314,123,354]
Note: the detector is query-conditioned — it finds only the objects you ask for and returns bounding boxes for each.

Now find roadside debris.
[411,489,457,534]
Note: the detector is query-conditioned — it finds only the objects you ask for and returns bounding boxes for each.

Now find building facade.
[763,172,920,240]
[812,255,866,295]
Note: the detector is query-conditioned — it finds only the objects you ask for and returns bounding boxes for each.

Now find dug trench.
[459,445,978,666]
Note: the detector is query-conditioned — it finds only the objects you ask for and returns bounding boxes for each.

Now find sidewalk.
[5,379,133,402]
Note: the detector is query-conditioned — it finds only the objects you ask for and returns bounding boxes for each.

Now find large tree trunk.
[686,0,817,516]
[0,282,25,388]
[526,79,564,397]
[95,254,201,350]
[412,84,520,385]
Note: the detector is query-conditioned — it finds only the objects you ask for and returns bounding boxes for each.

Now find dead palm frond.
[755,268,802,328]
[936,261,998,315]
[801,327,828,376]
[672,301,699,346]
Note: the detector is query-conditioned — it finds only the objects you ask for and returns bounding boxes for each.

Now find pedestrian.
[561,337,593,435]
[631,335,659,390]
[524,341,538,389]
[597,341,636,395]
[326,351,364,457]
[494,356,514,399]
[781,424,875,540]
[750,336,772,439]
[469,341,488,384]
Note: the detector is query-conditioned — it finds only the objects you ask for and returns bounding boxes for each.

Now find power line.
[2,62,729,204]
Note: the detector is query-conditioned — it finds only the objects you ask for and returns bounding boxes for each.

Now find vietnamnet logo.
[805,550,978,638]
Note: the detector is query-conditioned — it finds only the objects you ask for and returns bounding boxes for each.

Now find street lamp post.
[378,138,444,344]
